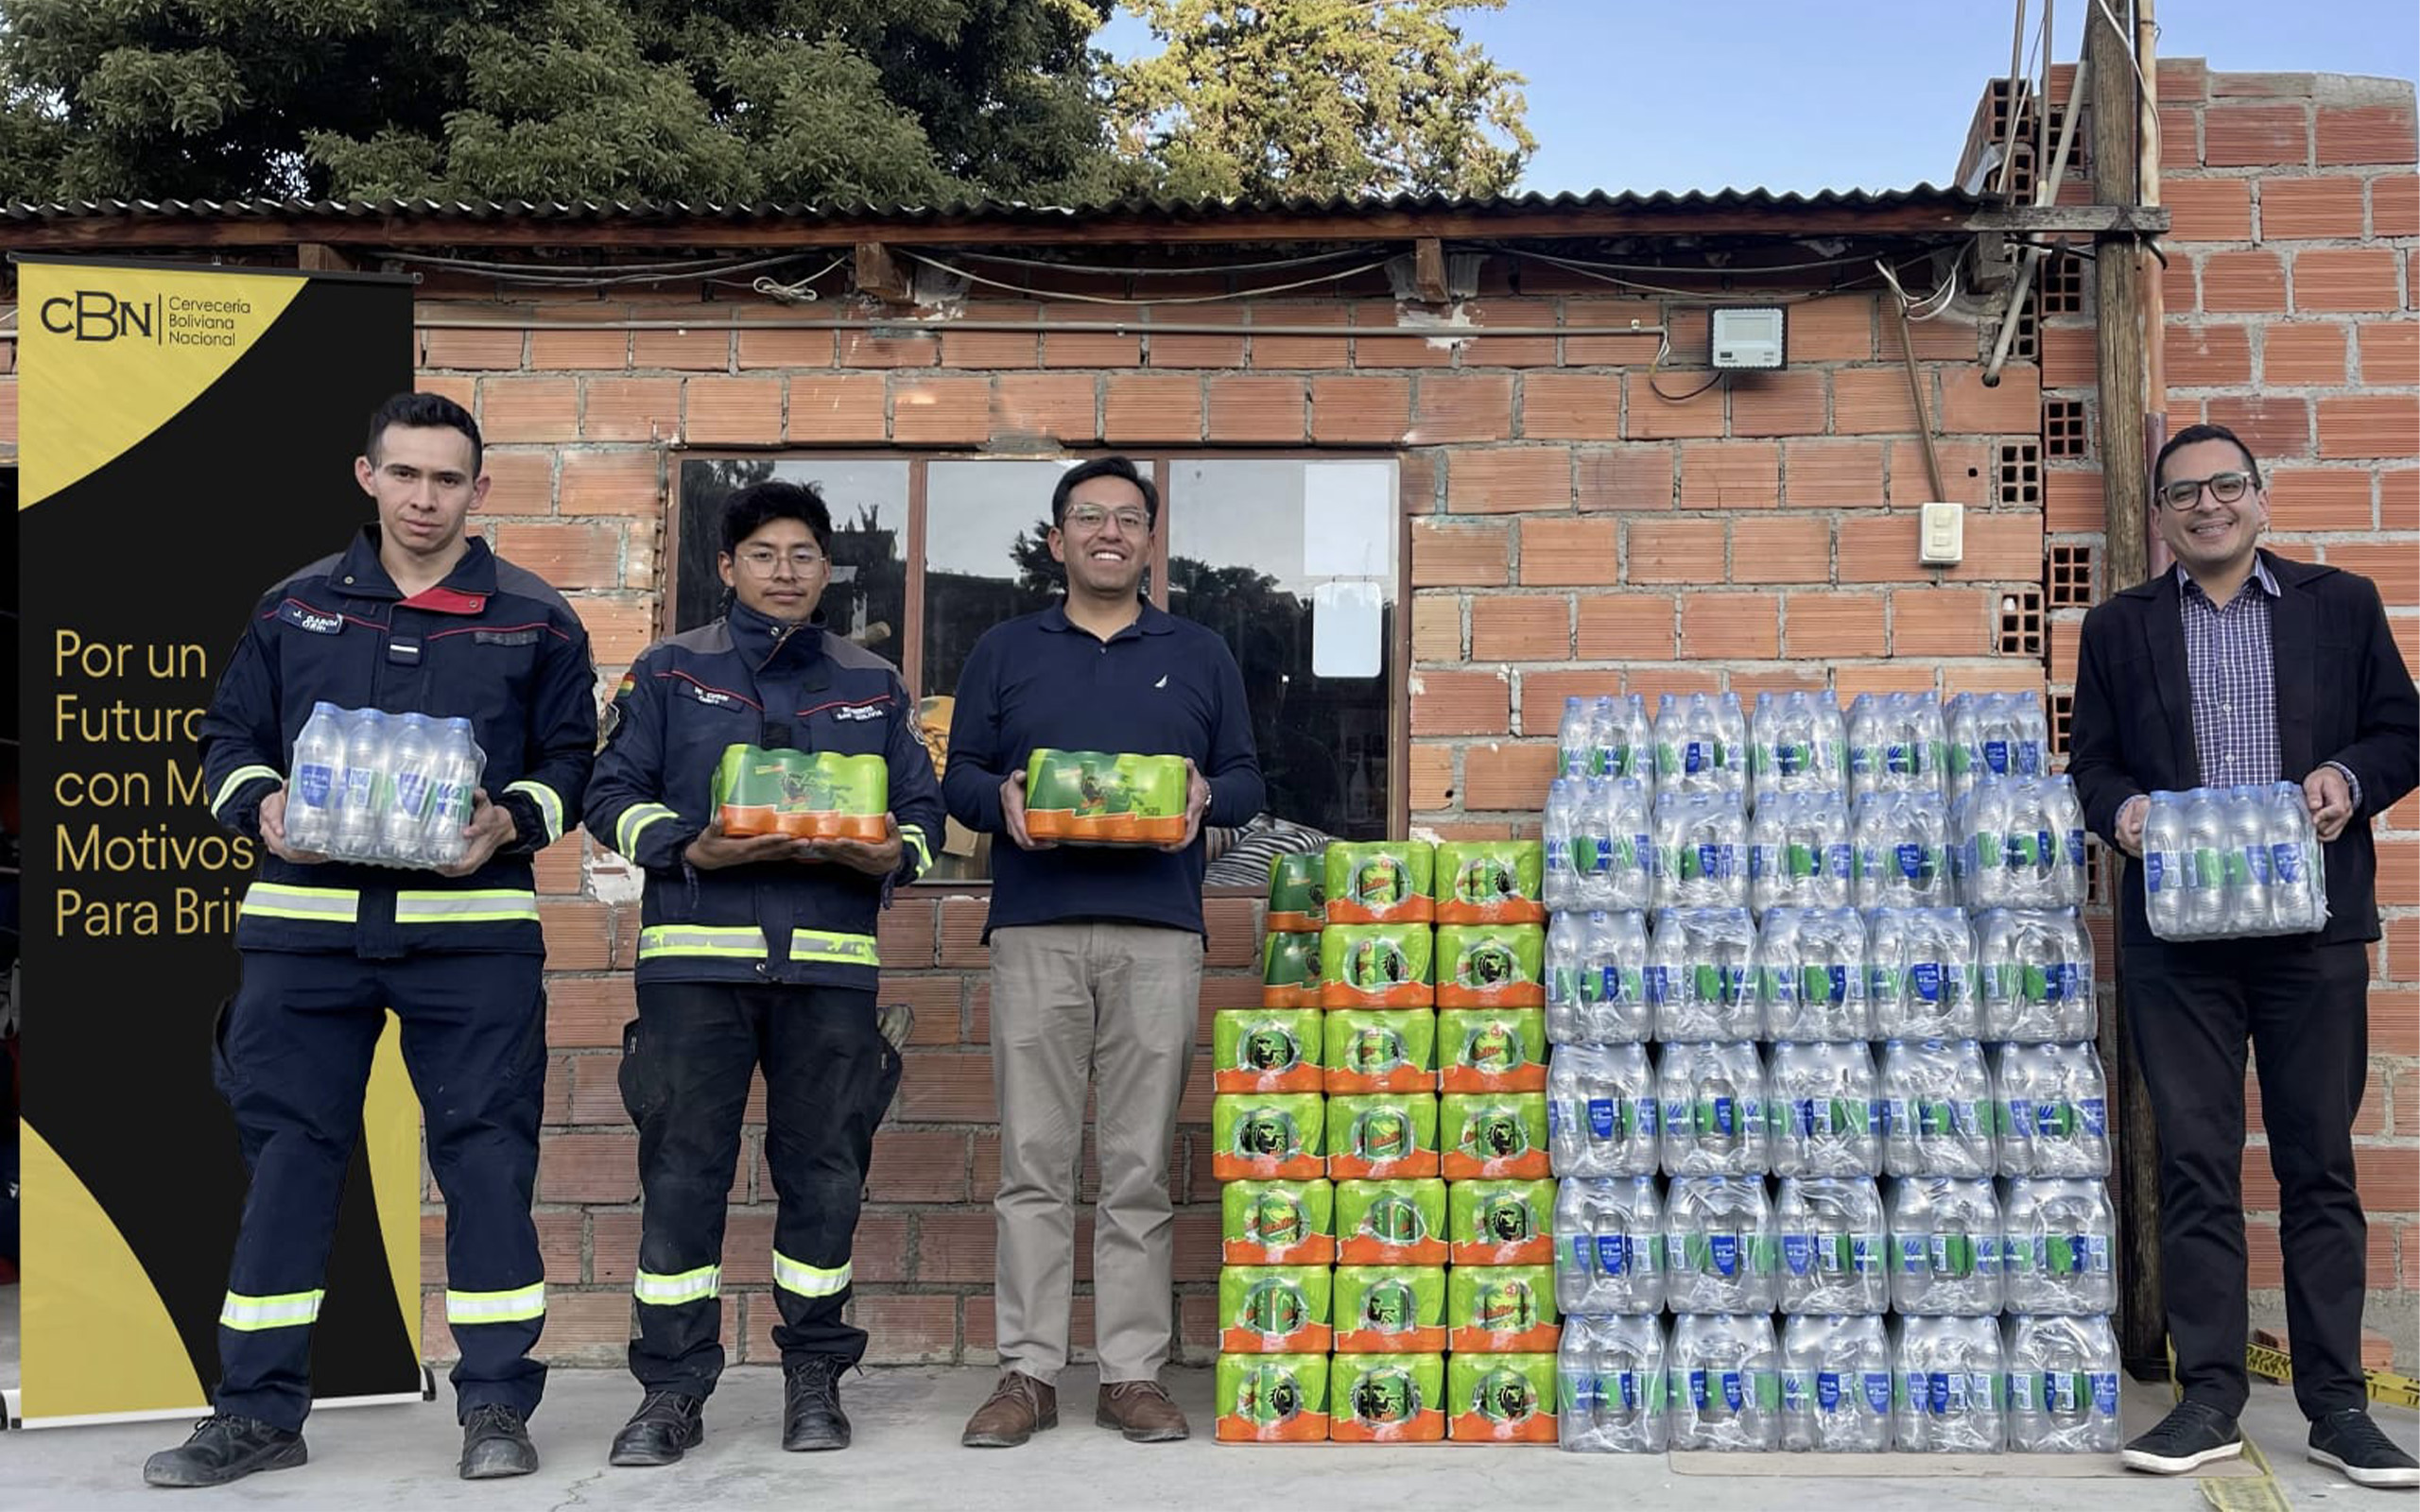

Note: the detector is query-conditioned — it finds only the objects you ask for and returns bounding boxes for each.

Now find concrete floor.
[1,1358,2414,1511]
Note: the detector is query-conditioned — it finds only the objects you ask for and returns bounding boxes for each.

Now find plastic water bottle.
[1750,792,1855,915]
[1557,1175,1665,1315]
[2001,1177,2117,1315]
[1544,779,1588,911]
[2142,790,2190,938]
[1889,1176,2006,1316]
[2267,782,2329,934]
[1993,1042,2111,1178]
[1548,911,1651,1045]
[1774,1176,1890,1315]
[1595,694,1655,783]
[1868,907,1980,1040]
[1595,778,1654,910]
[1847,692,1947,800]
[2182,788,2228,934]
[1651,792,1748,910]
[422,717,482,868]
[1767,1040,1883,1178]
[1648,908,1758,1042]
[1659,1040,1768,1177]
[1758,907,1871,1042]
[1664,1175,1778,1314]
[1781,1313,1894,1452]
[1893,1314,2007,1452]
[2005,1313,2122,1453]
[1655,692,1750,799]
[1961,776,2088,911]
[2224,785,2275,932]
[1561,1314,1670,1453]
[1669,1312,1782,1452]
[1559,696,1597,780]
[1976,909,2097,1043]
[1548,1042,1659,1177]
[284,702,347,852]
[1946,692,2050,805]
[331,709,391,857]
[377,713,438,863]
[1852,791,1955,908]
[1752,691,1848,806]
[1881,1039,1995,1178]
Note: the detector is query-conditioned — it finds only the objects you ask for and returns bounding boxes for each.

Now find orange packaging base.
[1448,1413,1557,1443]
[1217,1414,1330,1443]
[1433,984,1546,1010]
[1320,985,1435,1009]
[1322,899,1436,927]
[1334,1327,1447,1354]
[1266,911,1324,934]
[1434,901,1546,926]
[1449,1324,1563,1353]
[1450,1238,1555,1266]
[1212,1154,1326,1182]
[1437,1066,1547,1094]
[1331,1412,1446,1443]
[1338,1235,1450,1266]
[1260,986,1324,1009]
[720,805,886,842]
[1221,1325,1334,1355]
[1026,811,1186,847]
[1223,1236,1338,1266]
[1440,1152,1551,1181]
[1323,1069,1440,1095]
[1325,1152,1440,1181]
[1214,1066,1326,1094]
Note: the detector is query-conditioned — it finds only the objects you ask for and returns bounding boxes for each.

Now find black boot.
[143,1415,307,1487]
[609,1392,706,1468]
[458,1403,539,1480]
[783,1356,852,1452]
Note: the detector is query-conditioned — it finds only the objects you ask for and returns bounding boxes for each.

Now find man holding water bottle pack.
[2068,422,2418,1487]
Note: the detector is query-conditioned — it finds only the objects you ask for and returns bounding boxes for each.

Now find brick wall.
[2038,59,2419,1349]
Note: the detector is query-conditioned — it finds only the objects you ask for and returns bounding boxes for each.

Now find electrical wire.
[1875,257,1962,321]
[1495,244,1962,303]
[381,249,828,288]
[900,249,1393,304]
[744,256,850,303]
[1479,242,1951,278]
[954,245,1390,277]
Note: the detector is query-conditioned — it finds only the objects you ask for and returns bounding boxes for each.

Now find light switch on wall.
[1918,501,1964,566]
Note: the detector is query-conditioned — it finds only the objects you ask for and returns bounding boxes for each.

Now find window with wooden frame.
[669,453,1408,884]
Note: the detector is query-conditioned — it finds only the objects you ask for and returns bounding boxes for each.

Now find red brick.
[558,451,656,519]
[1309,375,1410,442]
[2039,326,2099,390]
[1785,593,1887,658]
[581,376,682,441]
[1411,520,1510,587]
[424,325,525,370]
[578,596,658,670]
[1101,374,1201,441]
[938,317,1046,369]
[1729,667,1832,700]
[2317,106,2419,166]
[1785,295,1876,361]
[1352,301,1456,369]
[1730,517,1832,584]
[486,521,619,591]
[1205,896,1262,968]
[632,327,732,371]
[1410,670,1511,735]
[1576,446,1676,510]
[1205,376,1305,441]
[1575,593,1678,660]
[2161,104,2204,170]
[683,377,782,444]
[1877,312,1977,364]
[1147,306,1245,369]
[1835,663,1941,700]
[475,451,549,514]
[1938,365,2041,436]
[2203,250,2290,313]
[1041,308,1140,367]
[836,329,938,369]
[867,1130,972,1202]
[1410,744,1454,810]
[2319,396,2420,459]
[1411,596,1461,661]
[2267,470,2376,531]
[1251,303,1351,369]
[893,1051,997,1122]
[1782,441,1884,507]
[2375,988,2420,1057]
[2263,324,2350,386]
[2295,249,2404,313]
[891,376,991,444]
[735,321,834,369]
[1521,372,1621,440]
[1412,374,1514,442]
[1461,743,1559,812]
[1837,515,1929,582]
[1460,300,1559,367]
[480,377,579,443]
[1620,668,1724,702]
[1562,299,1666,365]
[1623,370,1724,438]
[2385,916,2420,982]
[539,1131,639,1202]
[1446,447,1571,513]
[852,1295,960,1365]
[2165,179,2255,242]
[2206,395,2312,459]
[2324,543,2419,605]
[530,316,630,370]
[1892,588,1992,655]
[2165,325,2255,387]
[2157,57,2207,100]
[938,897,988,969]
[2260,176,2368,239]
[2045,470,2106,534]
[1831,368,1920,435]
[2385,471,2420,530]
[2376,175,2420,238]
[1518,518,1618,585]
[1960,511,2048,584]
[546,975,636,1049]
[1680,441,1781,508]
[877,900,939,970]
[1729,369,1827,438]
[2205,104,2312,167]
[993,373,1098,442]
[1681,593,1779,659]
[1625,517,1725,584]
[2360,321,2420,385]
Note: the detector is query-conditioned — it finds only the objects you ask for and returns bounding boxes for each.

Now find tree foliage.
[1107,0,1533,199]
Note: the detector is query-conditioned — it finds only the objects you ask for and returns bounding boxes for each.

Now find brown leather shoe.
[1097,1380,1190,1443]
[962,1372,1058,1449]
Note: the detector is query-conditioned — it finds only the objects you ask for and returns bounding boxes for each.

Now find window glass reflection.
[675,458,908,666]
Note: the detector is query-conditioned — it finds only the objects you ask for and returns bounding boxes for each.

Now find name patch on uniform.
[475,628,542,647]
[686,684,737,708]
[279,601,345,635]
[834,702,889,722]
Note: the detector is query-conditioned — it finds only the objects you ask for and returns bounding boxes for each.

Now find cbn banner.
[14,256,425,1425]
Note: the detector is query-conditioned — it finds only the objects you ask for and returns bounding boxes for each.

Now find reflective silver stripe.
[211,765,283,819]
[772,1252,851,1298]
[902,824,934,880]
[395,889,541,924]
[616,802,679,860]
[632,1265,721,1306]
[445,1282,546,1324]
[787,931,878,968]
[637,925,769,961]
[503,780,564,845]
[240,884,360,923]
[220,1289,323,1331]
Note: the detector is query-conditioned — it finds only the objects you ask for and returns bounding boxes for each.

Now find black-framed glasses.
[2156,471,2255,509]
[734,546,826,574]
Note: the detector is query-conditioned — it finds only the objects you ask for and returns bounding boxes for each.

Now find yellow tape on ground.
[2246,1341,2420,1411]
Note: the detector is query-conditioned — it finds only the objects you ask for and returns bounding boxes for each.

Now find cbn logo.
[41,290,155,343]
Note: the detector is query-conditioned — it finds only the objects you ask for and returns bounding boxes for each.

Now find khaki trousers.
[987,922,1201,1384]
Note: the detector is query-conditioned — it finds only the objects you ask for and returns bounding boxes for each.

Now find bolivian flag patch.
[600,669,638,746]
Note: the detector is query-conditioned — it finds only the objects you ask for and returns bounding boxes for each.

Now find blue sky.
[1099,1,2420,195]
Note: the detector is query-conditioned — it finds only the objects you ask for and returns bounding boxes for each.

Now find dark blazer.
[2068,549,2418,947]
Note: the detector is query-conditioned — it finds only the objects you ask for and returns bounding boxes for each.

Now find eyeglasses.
[2156,471,2256,509]
[1063,505,1150,533]
[734,546,825,574]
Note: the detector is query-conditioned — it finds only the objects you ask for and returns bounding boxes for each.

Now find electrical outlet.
[1918,501,1964,566]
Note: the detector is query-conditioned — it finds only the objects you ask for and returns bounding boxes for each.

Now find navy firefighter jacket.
[582,600,945,991]
[197,525,598,955]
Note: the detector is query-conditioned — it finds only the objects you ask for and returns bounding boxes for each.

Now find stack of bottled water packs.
[2141,784,2329,939]
[284,701,488,868]
[1548,689,2120,1457]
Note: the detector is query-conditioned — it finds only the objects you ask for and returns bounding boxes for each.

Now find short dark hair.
[721,479,833,558]
[2153,421,2261,490]
[366,391,482,476]
[1050,455,1160,530]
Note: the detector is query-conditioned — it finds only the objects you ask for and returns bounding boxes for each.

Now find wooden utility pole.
[2087,0,2166,1382]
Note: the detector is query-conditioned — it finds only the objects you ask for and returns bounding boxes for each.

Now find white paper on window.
[1311,579,1385,678]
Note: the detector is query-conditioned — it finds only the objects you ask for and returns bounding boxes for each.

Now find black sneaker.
[2121,1400,2244,1474]
[783,1355,852,1452]
[142,1415,307,1487]
[609,1392,705,1469]
[2309,1408,2420,1489]
[458,1403,538,1480]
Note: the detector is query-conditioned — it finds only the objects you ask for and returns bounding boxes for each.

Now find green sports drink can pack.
[1218,1263,1333,1354]
[1434,924,1546,1009]
[1434,840,1546,926]
[1323,841,1437,925]
[1448,1177,1557,1265]
[1221,1178,1336,1265]
[1324,1091,1440,1179]
[1329,1352,1446,1442]
[1335,1177,1448,1265]
[1212,1092,1325,1181]
[1437,1006,1548,1092]
[1440,1091,1552,1179]
[1448,1351,1559,1442]
[1446,1263,1561,1353]
[1319,1008,1437,1094]
[1021,748,1187,846]
[712,745,890,840]
[1216,1352,1330,1443]
[1212,1007,1323,1094]
[1333,1263,1447,1354]
[1266,850,1329,933]
[1318,924,1434,1008]
[1261,930,1323,1008]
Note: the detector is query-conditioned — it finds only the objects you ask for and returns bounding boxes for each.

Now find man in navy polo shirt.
[944,455,1264,1449]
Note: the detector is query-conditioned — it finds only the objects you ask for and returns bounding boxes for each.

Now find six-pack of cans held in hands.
[2141,783,2330,940]
[283,703,487,868]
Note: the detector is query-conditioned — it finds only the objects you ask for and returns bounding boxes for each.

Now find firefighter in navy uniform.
[144,393,596,1489]
[584,480,943,1467]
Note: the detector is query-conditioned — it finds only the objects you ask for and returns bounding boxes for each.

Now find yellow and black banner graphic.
[15,256,424,1424]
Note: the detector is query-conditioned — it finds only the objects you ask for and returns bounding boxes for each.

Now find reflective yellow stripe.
[220,1288,323,1331]
[211,765,284,819]
[902,824,934,880]
[788,931,879,969]
[445,1282,546,1324]
[240,883,359,923]
[503,780,564,845]
[632,1265,721,1306]
[638,925,770,961]
[617,802,679,860]
[395,888,541,924]
[772,1251,852,1298]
